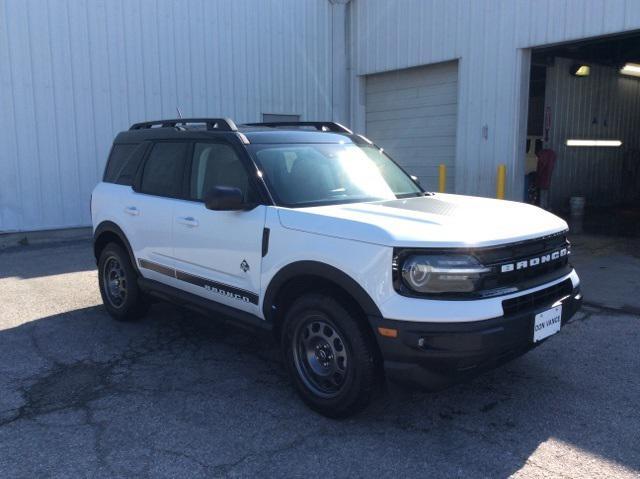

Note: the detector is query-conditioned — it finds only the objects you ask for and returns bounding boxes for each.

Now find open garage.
[525,32,640,236]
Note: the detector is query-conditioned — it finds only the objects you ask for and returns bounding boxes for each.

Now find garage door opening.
[525,32,640,236]
[364,61,458,193]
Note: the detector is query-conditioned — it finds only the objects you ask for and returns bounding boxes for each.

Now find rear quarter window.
[103,144,139,185]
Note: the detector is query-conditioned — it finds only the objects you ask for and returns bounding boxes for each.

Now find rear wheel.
[98,242,149,321]
[281,293,379,418]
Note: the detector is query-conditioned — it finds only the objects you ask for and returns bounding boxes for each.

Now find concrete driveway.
[0,237,638,478]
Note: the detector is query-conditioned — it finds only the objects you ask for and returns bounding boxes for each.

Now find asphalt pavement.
[0,237,638,478]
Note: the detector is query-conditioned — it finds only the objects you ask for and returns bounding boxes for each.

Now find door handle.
[124,206,139,216]
[177,216,199,227]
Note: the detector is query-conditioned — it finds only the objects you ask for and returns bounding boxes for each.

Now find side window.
[104,144,137,184]
[139,142,188,197]
[189,142,253,201]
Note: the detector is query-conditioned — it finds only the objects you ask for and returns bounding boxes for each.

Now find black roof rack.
[129,118,238,132]
[243,121,352,134]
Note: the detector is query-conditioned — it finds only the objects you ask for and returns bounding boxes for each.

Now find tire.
[281,293,379,418]
[98,242,149,321]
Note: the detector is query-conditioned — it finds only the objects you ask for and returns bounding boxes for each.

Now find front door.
[172,141,266,315]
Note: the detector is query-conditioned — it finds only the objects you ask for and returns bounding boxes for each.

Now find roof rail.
[243,121,353,134]
[129,118,238,132]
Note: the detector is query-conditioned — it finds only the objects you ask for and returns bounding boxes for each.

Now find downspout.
[329,0,351,126]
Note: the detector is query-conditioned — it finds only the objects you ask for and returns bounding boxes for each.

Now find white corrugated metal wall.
[4,0,640,232]
[0,0,334,232]
[349,0,640,201]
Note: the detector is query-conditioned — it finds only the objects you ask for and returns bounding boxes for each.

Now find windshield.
[249,143,423,207]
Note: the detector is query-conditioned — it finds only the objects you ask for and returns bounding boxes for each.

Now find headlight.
[401,254,490,294]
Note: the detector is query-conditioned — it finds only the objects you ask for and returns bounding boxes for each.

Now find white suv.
[92,118,582,417]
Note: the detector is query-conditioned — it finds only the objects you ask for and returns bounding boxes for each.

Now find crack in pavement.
[210,432,313,477]
[0,303,294,477]
[581,301,640,317]
[5,330,273,424]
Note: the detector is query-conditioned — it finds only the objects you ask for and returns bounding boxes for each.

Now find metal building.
[349,0,640,211]
[2,0,640,233]
[0,0,336,232]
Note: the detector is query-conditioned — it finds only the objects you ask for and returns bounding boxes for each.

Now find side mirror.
[203,186,245,211]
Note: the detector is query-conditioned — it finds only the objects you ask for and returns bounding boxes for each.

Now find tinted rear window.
[139,142,188,197]
[104,144,138,184]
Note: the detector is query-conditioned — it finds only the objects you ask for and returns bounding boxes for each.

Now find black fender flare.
[93,221,139,273]
[262,261,383,322]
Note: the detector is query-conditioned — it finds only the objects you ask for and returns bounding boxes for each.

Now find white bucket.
[570,196,585,217]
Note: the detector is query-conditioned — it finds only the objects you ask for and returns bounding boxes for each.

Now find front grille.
[473,232,568,264]
[481,257,569,290]
[502,279,573,315]
[477,232,570,291]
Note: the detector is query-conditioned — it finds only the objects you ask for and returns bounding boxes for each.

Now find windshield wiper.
[396,192,434,199]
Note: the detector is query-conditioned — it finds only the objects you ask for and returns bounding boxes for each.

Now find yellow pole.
[496,164,506,199]
[438,164,446,193]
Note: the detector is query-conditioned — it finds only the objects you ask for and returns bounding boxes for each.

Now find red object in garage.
[536,149,556,189]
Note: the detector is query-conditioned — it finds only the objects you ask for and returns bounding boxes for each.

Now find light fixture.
[620,63,640,78]
[570,64,590,77]
[566,139,622,147]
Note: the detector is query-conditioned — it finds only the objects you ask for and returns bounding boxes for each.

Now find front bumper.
[370,282,582,390]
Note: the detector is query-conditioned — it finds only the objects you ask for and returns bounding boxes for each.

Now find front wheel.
[281,293,379,418]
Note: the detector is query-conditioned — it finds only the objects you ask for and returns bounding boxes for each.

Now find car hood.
[276,193,568,248]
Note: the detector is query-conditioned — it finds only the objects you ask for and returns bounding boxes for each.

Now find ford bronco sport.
[92,118,582,417]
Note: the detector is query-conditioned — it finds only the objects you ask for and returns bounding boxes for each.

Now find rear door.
[124,141,189,286]
[172,140,266,315]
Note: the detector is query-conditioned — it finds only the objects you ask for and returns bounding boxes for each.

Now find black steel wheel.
[293,315,350,399]
[102,255,128,308]
[98,242,149,321]
[282,293,379,418]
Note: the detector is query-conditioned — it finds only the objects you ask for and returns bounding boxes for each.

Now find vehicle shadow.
[0,302,637,477]
[0,239,96,279]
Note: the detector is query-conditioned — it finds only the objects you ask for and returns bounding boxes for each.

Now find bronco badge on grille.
[500,247,568,273]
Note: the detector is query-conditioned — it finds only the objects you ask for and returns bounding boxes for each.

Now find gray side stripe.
[138,259,259,305]
[138,259,174,277]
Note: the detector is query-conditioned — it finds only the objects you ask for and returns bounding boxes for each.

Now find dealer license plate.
[533,305,562,343]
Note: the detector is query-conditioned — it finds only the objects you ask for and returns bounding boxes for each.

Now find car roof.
[113,119,366,145]
[240,128,356,144]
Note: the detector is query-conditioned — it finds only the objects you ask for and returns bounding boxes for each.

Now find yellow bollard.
[438,164,446,193]
[496,164,506,199]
